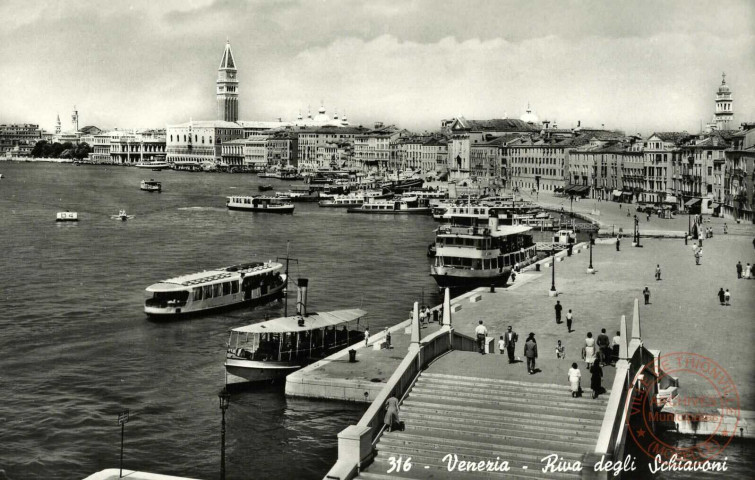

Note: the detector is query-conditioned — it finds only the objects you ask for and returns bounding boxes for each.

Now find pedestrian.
[498,335,506,355]
[556,340,565,359]
[597,328,611,366]
[423,306,431,326]
[432,308,439,324]
[384,395,400,432]
[725,289,731,306]
[718,288,725,306]
[724,223,728,234]
[619,203,622,210]
[590,362,603,399]
[385,328,392,349]
[746,263,752,279]
[611,330,621,362]
[364,327,370,346]
[643,286,650,305]
[568,362,582,398]
[504,326,518,363]
[565,309,574,333]
[524,333,538,374]
[475,320,488,354]
[616,236,621,251]
[583,332,596,369]
[695,249,701,266]
[655,264,662,281]
[554,300,563,324]
[647,213,650,222]
[737,261,743,279]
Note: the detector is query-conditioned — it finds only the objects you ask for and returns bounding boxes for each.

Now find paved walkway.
[444,232,755,410]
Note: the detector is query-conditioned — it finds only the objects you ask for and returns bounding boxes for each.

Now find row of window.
[193,281,239,301]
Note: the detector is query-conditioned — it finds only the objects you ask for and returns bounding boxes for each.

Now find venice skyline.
[0,0,753,133]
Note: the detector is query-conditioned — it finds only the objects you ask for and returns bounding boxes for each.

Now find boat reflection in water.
[225,278,367,384]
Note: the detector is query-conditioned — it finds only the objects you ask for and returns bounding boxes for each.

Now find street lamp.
[218,388,231,480]
[549,248,557,296]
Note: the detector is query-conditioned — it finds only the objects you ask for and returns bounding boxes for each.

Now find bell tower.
[714,72,733,131]
[216,40,239,122]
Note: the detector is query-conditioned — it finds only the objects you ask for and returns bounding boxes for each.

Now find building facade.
[0,123,43,157]
[166,120,244,165]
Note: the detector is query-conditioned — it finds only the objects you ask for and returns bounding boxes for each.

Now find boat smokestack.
[296,278,309,316]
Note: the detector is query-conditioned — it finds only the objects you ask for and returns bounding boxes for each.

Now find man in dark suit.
[554,301,563,324]
[504,326,518,364]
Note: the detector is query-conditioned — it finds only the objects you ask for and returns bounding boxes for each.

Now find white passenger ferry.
[144,261,286,317]
[224,279,367,383]
[140,179,162,192]
[135,161,170,170]
[346,195,431,214]
[226,196,295,213]
[56,211,78,222]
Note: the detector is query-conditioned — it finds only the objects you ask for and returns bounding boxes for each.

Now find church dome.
[313,105,331,123]
[717,73,731,94]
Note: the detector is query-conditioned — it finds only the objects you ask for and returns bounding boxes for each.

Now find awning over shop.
[685,198,701,207]
[612,190,622,197]
[663,195,678,204]
[575,185,590,193]
[621,191,633,196]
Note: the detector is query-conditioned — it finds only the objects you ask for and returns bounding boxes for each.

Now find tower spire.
[216,40,238,122]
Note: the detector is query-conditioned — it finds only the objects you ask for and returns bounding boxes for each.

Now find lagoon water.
[0,162,444,479]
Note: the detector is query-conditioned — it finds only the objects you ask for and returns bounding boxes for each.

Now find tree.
[31,140,51,158]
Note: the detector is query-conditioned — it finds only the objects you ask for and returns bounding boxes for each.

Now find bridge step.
[401,400,603,426]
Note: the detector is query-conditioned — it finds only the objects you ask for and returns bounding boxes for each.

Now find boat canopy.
[231,309,367,334]
[146,282,190,292]
[490,225,533,236]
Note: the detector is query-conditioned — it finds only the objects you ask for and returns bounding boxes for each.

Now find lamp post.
[218,388,231,480]
[549,248,557,296]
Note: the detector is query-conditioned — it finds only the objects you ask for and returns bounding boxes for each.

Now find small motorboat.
[140,179,162,192]
[111,210,134,221]
[258,184,273,192]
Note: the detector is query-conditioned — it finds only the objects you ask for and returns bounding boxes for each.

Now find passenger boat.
[318,190,391,208]
[224,279,367,383]
[258,184,273,192]
[227,195,295,213]
[136,161,170,170]
[144,261,286,317]
[553,229,577,245]
[431,215,539,290]
[274,187,320,202]
[346,195,431,214]
[140,179,162,192]
[56,211,78,222]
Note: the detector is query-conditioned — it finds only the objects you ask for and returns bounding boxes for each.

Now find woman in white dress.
[583,332,596,368]
[568,362,582,398]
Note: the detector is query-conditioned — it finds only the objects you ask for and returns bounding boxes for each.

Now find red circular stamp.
[625,352,740,463]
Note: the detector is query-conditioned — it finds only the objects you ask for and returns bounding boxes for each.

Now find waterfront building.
[723,126,755,222]
[621,140,645,202]
[471,134,521,185]
[0,123,43,157]
[295,126,367,173]
[89,131,112,163]
[510,135,587,193]
[446,117,540,180]
[220,138,247,169]
[266,131,299,169]
[396,135,449,175]
[243,136,269,171]
[641,132,693,204]
[109,130,166,165]
[353,125,403,173]
[166,120,243,165]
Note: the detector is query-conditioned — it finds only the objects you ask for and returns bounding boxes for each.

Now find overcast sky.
[1,0,753,134]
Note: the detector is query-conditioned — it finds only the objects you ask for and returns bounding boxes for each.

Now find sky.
[0,0,753,134]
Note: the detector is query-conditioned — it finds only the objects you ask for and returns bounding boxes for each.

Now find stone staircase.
[357,372,609,479]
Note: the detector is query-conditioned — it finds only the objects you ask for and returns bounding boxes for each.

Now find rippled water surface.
[0,162,443,480]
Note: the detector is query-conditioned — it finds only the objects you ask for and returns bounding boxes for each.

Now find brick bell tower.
[217,40,238,122]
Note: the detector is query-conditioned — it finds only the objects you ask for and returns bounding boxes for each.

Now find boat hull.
[145,283,284,318]
[227,205,295,214]
[430,266,512,289]
[225,359,301,384]
[346,207,431,214]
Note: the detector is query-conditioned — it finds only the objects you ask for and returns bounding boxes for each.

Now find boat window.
[231,281,239,294]
[193,287,203,301]
[222,282,231,296]
[213,283,222,297]
[203,285,213,298]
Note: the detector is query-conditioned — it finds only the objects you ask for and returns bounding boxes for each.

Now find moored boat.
[227,195,295,213]
[258,184,273,192]
[144,261,286,317]
[136,161,170,170]
[346,195,431,214]
[140,179,162,192]
[224,279,367,383]
[56,211,78,222]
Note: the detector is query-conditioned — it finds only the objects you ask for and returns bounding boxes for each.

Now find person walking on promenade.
[616,236,621,251]
[568,363,582,397]
[556,340,565,359]
[718,288,725,306]
[524,333,538,375]
[555,300,563,324]
[364,327,370,346]
[583,332,596,369]
[590,362,604,399]
[504,326,518,363]
[647,213,651,222]
[655,264,662,281]
[724,223,728,234]
[695,249,701,266]
[725,289,731,306]
[384,396,400,432]
[611,331,621,363]
[475,320,488,354]
[643,286,651,305]
[746,263,752,279]
[432,308,439,324]
[566,309,574,333]
[597,329,611,366]
[737,261,743,279]
[498,335,506,355]
[385,328,392,349]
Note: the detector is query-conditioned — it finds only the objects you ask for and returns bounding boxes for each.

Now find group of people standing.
[736,261,753,280]
[554,300,575,332]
